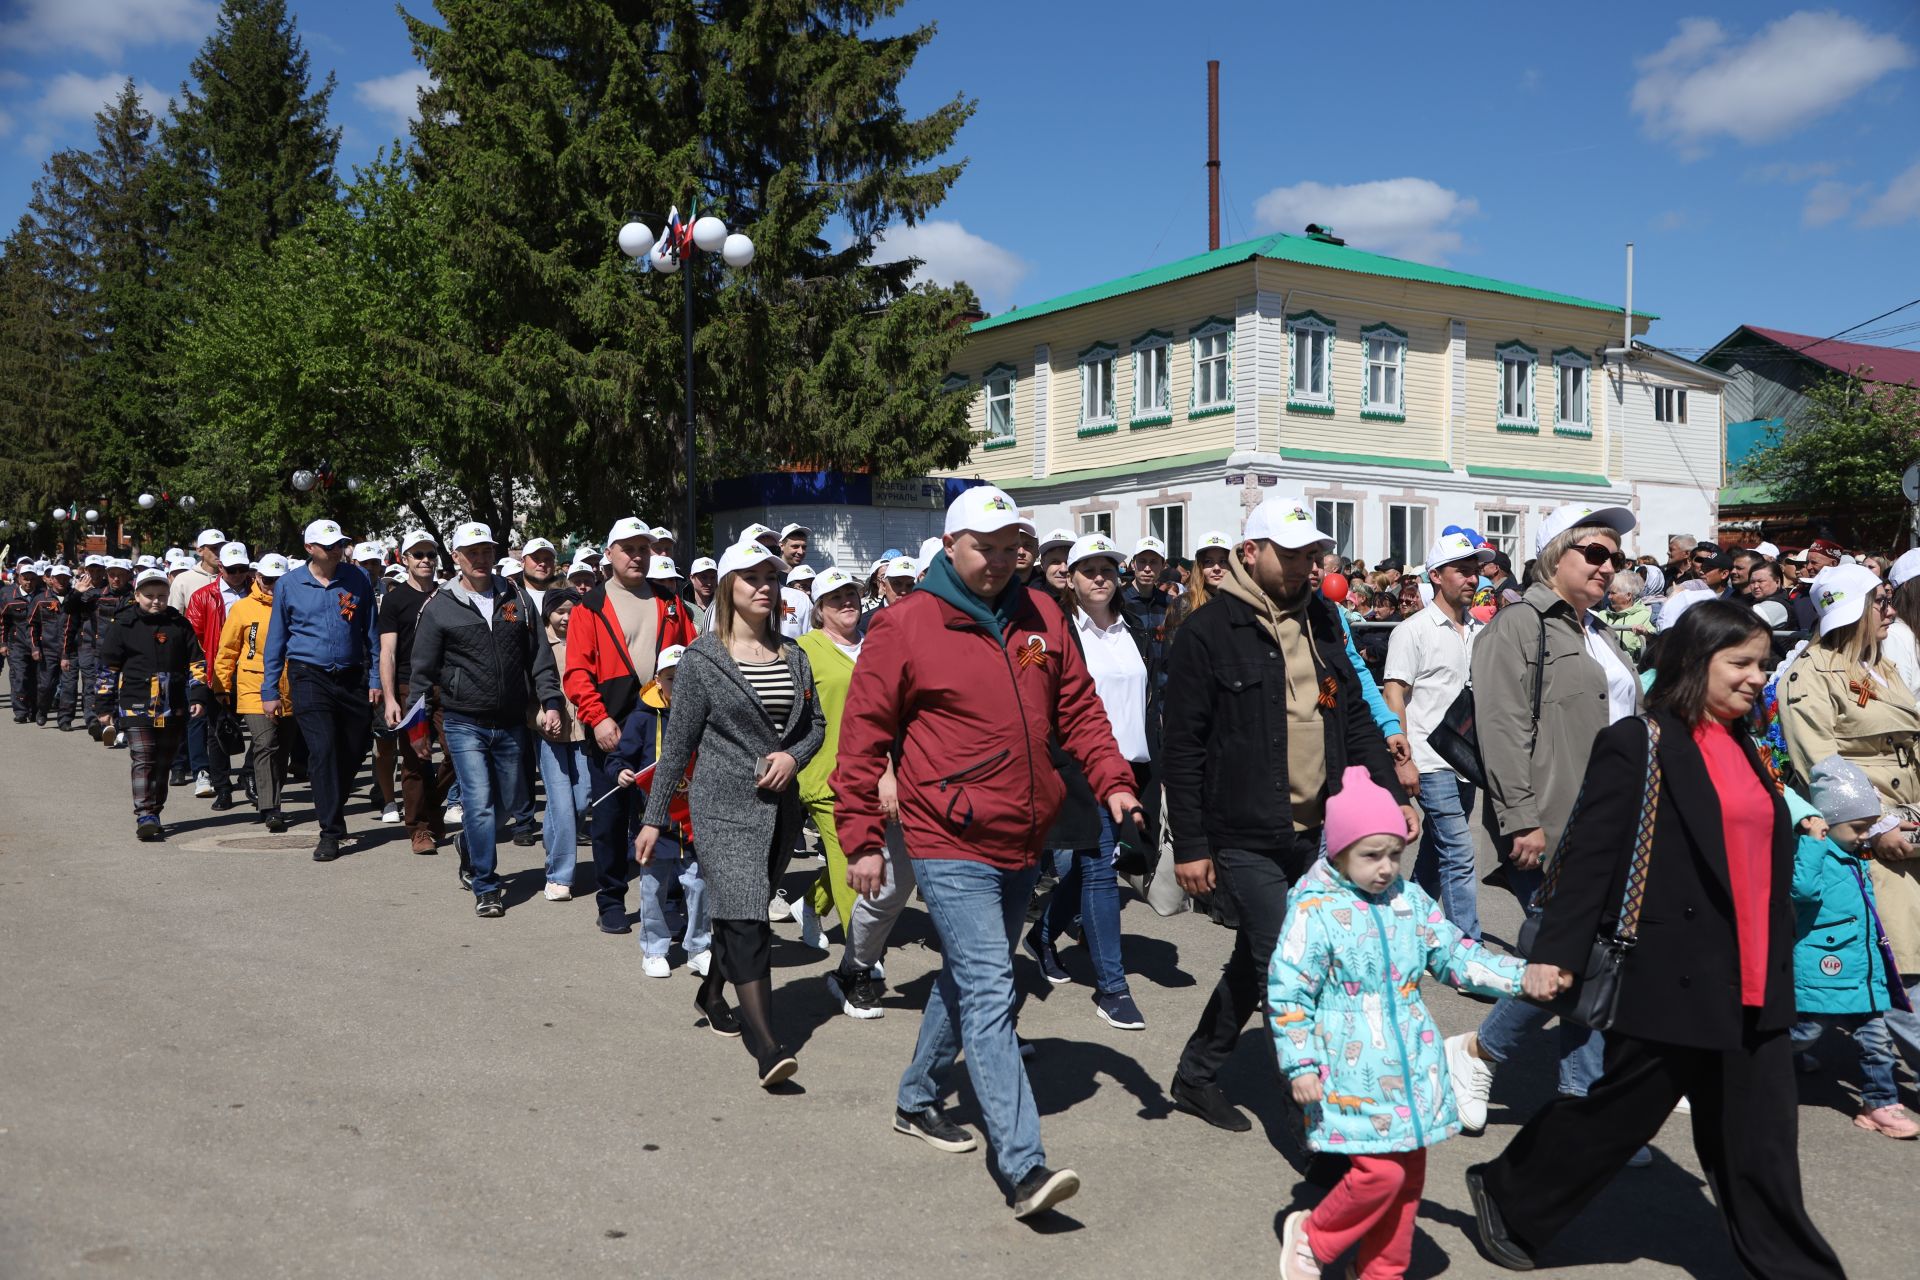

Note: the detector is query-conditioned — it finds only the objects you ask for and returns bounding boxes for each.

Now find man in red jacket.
[835,485,1140,1220]
[185,542,256,811]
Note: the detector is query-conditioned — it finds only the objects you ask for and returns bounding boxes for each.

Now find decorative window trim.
[1132,329,1172,422]
[1551,347,1592,437]
[1128,413,1173,430]
[1077,342,1117,431]
[1189,316,1236,414]
[940,373,971,394]
[1359,322,1407,420]
[1495,340,1537,432]
[982,362,1017,445]
[981,437,1019,451]
[1286,310,1335,410]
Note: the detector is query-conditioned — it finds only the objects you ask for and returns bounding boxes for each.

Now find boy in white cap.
[777,563,814,640]
[35,563,81,730]
[1,560,44,723]
[100,567,211,840]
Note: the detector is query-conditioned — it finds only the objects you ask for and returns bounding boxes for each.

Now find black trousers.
[36,657,76,725]
[1176,829,1320,1086]
[288,663,374,839]
[1482,1014,1843,1278]
[8,645,37,721]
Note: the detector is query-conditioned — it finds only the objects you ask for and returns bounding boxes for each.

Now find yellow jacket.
[212,583,292,715]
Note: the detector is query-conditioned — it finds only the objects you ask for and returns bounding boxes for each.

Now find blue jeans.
[1040,813,1129,995]
[1414,771,1480,940]
[898,857,1046,1184]
[442,717,528,898]
[1476,861,1606,1095]
[639,837,712,960]
[535,737,590,885]
[1884,976,1920,1072]
[1793,1013,1900,1110]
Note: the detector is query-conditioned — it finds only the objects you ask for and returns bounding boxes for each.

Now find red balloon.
[1321,572,1350,603]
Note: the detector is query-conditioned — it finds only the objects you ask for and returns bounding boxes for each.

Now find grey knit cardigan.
[641,630,825,920]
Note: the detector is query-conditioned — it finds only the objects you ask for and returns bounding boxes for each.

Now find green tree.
[1738,372,1920,547]
[0,220,86,551]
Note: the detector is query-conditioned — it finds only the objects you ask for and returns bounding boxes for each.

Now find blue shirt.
[262,562,382,694]
[1337,608,1403,738]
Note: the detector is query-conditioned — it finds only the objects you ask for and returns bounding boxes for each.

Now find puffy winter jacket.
[1784,788,1895,1016]
[96,603,207,725]
[1268,856,1522,1154]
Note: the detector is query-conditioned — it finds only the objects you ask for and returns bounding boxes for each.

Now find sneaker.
[687,950,712,977]
[264,810,289,834]
[871,958,886,981]
[380,801,401,824]
[757,1049,799,1089]
[543,882,573,901]
[313,835,341,863]
[1169,1074,1251,1132]
[597,913,631,934]
[512,823,538,847]
[797,896,830,950]
[443,803,463,826]
[1855,1103,1920,1139]
[170,765,190,788]
[768,891,793,923]
[828,967,885,1020]
[474,889,504,918]
[642,955,672,978]
[1011,1165,1080,1218]
[1445,1033,1494,1133]
[411,829,437,855]
[209,790,235,812]
[458,863,475,891]
[135,816,163,843]
[892,1105,977,1152]
[1280,1208,1322,1280]
[1093,989,1146,1030]
[193,770,214,798]
[101,723,118,748]
[1023,925,1070,985]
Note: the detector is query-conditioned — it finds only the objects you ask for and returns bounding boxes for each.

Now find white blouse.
[1074,609,1150,762]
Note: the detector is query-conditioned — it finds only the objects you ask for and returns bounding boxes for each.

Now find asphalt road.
[0,712,1910,1278]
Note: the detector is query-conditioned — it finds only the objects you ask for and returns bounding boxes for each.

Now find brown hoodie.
[1217,555,1328,828]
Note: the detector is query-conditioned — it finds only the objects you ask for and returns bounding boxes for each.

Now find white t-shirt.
[1885,618,1919,697]
[777,586,813,640]
[1074,609,1150,762]
[1382,603,1481,776]
[1584,626,1638,725]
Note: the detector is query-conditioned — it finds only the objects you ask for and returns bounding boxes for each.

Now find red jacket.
[562,581,697,731]
[185,579,235,667]
[832,584,1133,869]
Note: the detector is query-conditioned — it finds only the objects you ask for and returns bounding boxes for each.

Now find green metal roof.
[970,233,1658,335]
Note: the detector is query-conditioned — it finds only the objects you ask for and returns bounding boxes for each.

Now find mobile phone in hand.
[755,755,773,785]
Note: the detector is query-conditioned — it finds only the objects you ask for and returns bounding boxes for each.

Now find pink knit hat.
[1325,766,1407,858]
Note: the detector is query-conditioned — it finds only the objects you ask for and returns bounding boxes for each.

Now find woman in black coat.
[1466,600,1843,1278]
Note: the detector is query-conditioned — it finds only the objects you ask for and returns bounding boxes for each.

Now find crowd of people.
[2,490,1915,1273]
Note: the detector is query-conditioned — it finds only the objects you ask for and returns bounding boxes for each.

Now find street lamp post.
[618,207,754,554]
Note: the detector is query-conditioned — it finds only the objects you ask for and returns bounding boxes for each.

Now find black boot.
[733,977,796,1087]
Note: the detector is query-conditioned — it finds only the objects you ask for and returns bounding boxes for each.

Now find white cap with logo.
[219,542,252,568]
[1811,563,1883,636]
[1891,548,1920,589]
[1194,530,1232,553]
[1037,528,1076,555]
[256,553,291,579]
[657,644,687,672]
[401,528,436,553]
[353,541,384,563]
[649,527,675,543]
[1423,531,1496,576]
[499,557,524,577]
[605,517,653,548]
[134,567,169,588]
[1534,503,1636,555]
[739,522,778,547]
[195,528,227,549]
[689,556,718,576]
[943,486,1035,538]
[1070,534,1124,569]
[779,522,810,540]
[810,566,857,603]
[303,518,349,547]
[450,521,496,551]
[716,539,778,578]
[520,537,556,558]
[1132,535,1168,560]
[1243,498,1333,550]
[786,564,816,585]
[647,555,680,581]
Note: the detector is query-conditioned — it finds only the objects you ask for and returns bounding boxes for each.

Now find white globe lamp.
[691,216,727,253]
[292,470,317,493]
[52,507,67,521]
[721,233,755,268]
[648,241,680,274]
[137,493,157,510]
[618,221,655,259]
[84,508,99,522]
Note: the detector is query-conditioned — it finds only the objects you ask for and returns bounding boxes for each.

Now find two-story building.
[947,229,1729,568]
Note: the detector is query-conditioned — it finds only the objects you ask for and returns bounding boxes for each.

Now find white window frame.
[1287,311,1335,411]
[1496,341,1537,431]
[1314,498,1356,560]
[1654,386,1689,424]
[1079,511,1114,538]
[1482,511,1521,561]
[1360,322,1407,419]
[1131,332,1171,423]
[982,364,1016,448]
[1146,503,1187,562]
[1190,317,1235,414]
[1078,343,1117,434]
[1553,348,1591,435]
[1386,503,1428,568]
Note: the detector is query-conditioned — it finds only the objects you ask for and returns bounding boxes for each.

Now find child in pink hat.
[1272,766,1523,1279]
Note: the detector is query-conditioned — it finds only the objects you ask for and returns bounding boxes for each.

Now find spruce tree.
[0,214,86,543]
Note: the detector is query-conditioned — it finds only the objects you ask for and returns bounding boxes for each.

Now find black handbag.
[1518,718,1663,1031]
[1426,605,1548,792]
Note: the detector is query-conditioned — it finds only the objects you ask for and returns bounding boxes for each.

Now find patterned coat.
[1268,856,1523,1154]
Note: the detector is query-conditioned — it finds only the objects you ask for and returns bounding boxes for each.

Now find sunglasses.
[1570,543,1618,568]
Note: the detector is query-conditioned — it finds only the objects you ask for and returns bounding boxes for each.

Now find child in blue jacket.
[1270,766,1523,1280]
[1789,755,1916,1140]
[611,644,711,979]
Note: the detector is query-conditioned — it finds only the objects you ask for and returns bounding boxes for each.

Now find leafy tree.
[0,218,86,551]
[1738,372,1920,548]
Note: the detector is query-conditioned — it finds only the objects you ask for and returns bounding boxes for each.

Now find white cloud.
[1632,11,1914,148]
[867,219,1030,306]
[1802,180,1864,227]
[1858,160,1920,227]
[0,0,217,61]
[14,71,164,154]
[354,69,437,132]
[1252,177,1479,264]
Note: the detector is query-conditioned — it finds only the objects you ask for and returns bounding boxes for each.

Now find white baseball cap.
[689,556,717,576]
[401,528,436,553]
[739,522,779,547]
[352,541,384,563]
[567,559,597,580]
[1655,582,1715,633]
[1132,535,1168,560]
[716,539,779,578]
[135,555,158,569]
[83,554,105,567]
[786,564,816,585]
[109,559,132,572]
[1754,541,1781,559]
[649,526,675,543]
[810,566,858,603]
[917,536,943,572]
[12,556,33,569]
[194,528,226,548]
[605,516,652,548]
[1037,528,1076,555]
[219,542,252,568]
[1891,549,1920,589]
[499,557,524,577]
[1243,498,1333,551]
[657,643,687,672]
[1753,599,1790,630]
[1535,503,1635,555]
[1069,533,1125,570]
[779,522,811,540]
[384,563,405,578]
[647,555,680,581]
[165,552,192,572]
[520,537,556,558]
[302,518,349,547]
[134,567,169,588]
[576,543,602,562]
[1193,530,1232,554]
[1423,532,1496,576]
[1811,563,1883,636]
[943,486,1034,538]
[450,521,496,551]
[255,553,291,579]
[48,562,74,579]
[885,555,920,579]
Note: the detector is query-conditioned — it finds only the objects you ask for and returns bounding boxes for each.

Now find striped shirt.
[738,657,794,731]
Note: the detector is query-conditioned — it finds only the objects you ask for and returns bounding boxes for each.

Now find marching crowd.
[3,487,1917,1275]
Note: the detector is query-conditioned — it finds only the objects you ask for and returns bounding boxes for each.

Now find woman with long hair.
[1881,551,1920,693]
[1467,600,1843,1278]
[636,540,825,1088]
[1165,530,1230,632]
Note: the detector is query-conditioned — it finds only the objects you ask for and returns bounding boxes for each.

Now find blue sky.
[3,1,1917,356]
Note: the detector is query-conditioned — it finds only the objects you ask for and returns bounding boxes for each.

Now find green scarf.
[920,549,1023,647]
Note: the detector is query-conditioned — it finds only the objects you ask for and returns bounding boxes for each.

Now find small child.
[96,568,210,842]
[1271,766,1524,1280]
[611,644,712,979]
[1787,755,1917,1140]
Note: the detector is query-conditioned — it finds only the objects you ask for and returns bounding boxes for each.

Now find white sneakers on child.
[642,955,671,978]
[543,883,572,902]
[1445,1034,1494,1132]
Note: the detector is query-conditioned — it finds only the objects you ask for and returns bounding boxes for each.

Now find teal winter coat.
[1268,857,1523,1154]
[1784,789,1893,1016]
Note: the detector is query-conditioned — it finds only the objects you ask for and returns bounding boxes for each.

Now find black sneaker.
[1011,1165,1080,1218]
[1093,989,1146,1030]
[1169,1074,1251,1132]
[474,889,505,918]
[893,1105,977,1153]
[169,766,191,787]
[210,790,235,812]
[313,836,340,863]
[1023,925,1070,985]
[264,810,289,833]
[695,991,742,1037]
[135,817,164,843]
[512,823,539,847]
[454,834,474,890]
[1465,1164,1536,1270]
[827,967,886,1020]
[757,1048,798,1089]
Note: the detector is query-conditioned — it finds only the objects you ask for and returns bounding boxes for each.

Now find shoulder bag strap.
[1613,717,1663,943]
[1528,605,1549,746]
[595,598,640,684]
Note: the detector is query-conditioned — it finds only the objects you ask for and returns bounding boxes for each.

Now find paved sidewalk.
[0,719,1907,1278]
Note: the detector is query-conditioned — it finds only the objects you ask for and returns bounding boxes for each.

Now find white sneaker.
[871,958,885,981]
[543,882,572,902]
[797,896,830,950]
[642,955,671,978]
[1445,1033,1494,1133]
[687,950,711,977]
[193,770,214,798]
[380,801,402,824]
[443,803,463,826]
[768,892,793,922]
